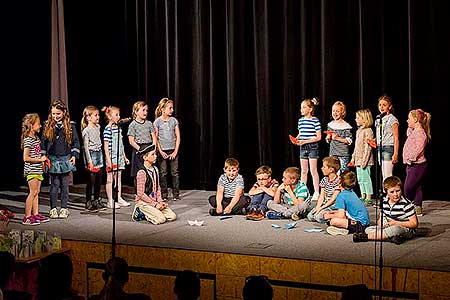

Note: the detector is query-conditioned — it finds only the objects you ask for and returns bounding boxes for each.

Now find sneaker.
[415,206,423,217]
[326,226,349,236]
[49,208,59,219]
[291,211,304,221]
[312,192,320,201]
[132,206,146,222]
[266,211,282,220]
[173,197,180,201]
[118,198,131,207]
[353,232,369,243]
[209,208,220,216]
[22,216,40,226]
[364,198,373,205]
[95,199,108,211]
[107,201,120,209]
[391,234,407,245]
[59,208,70,219]
[252,212,265,221]
[33,214,50,223]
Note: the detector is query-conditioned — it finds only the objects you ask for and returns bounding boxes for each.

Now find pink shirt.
[402,128,427,165]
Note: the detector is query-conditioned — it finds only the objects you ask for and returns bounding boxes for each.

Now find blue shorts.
[300,142,319,159]
[379,145,394,161]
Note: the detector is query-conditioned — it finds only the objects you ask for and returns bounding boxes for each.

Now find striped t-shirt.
[297,117,321,140]
[382,196,415,221]
[319,175,340,203]
[127,120,155,144]
[23,136,43,176]
[282,181,310,206]
[327,120,353,157]
[218,174,245,198]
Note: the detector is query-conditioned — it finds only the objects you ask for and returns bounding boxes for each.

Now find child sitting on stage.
[208,158,250,216]
[306,156,341,223]
[132,144,176,224]
[323,170,370,235]
[246,165,279,221]
[353,176,418,244]
[266,167,311,220]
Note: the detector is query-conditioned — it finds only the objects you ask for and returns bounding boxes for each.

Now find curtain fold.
[51,0,68,107]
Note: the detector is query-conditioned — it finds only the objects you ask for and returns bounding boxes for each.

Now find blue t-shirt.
[335,190,370,226]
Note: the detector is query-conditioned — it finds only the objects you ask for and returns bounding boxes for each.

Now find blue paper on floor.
[304,228,324,233]
[271,224,281,229]
[219,216,233,220]
[284,222,297,229]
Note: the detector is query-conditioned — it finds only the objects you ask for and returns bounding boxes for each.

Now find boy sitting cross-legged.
[353,176,418,244]
[306,156,341,223]
[323,170,370,235]
[266,167,311,220]
[208,158,250,216]
[131,144,177,224]
[246,165,279,221]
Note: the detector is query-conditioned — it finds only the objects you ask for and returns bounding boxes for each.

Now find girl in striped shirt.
[21,113,49,225]
[102,106,130,209]
[291,98,322,200]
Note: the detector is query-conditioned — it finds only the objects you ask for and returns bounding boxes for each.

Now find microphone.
[115,117,132,125]
[376,112,387,119]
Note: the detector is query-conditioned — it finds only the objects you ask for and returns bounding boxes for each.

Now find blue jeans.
[248,193,272,212]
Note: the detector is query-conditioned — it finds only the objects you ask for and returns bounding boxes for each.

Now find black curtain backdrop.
[3,0,449,201]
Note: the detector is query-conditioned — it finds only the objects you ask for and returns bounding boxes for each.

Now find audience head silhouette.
[37,252,81,300]
[0,251,15,289]
[174,270,201,300]
[242,275,273,300]
[341,284,372,300]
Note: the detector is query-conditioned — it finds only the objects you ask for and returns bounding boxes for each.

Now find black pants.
[208,194,250,215]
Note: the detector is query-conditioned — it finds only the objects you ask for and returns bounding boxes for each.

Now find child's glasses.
[257,177,270,181]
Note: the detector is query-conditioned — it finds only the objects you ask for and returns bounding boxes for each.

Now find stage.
[2,185,450,299]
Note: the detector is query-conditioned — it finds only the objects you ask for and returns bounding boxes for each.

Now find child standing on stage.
[128,101,157,184]
[246,165,279,221]
[154,98,181,201]
[290,97,321,201]
[208,158,250,216]
[21,113,49,225]
[306,156,341,224]
[325,101,353,174]
[351,109,374,205]
[131,144,176,224]
[375,95,399,180]
[403,109,431,217]
[81,106,106,212]
[323,171,370,235]
[102,106,130,209]
[267,167,311,221]
[353,176,418,244]
[41,100,80,219]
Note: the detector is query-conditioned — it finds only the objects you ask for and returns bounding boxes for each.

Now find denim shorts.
[300,142,319,159]
[379,145,394,161]
[89,150,104,168]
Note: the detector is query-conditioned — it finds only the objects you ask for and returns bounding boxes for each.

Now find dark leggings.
[86,171,102,202]
[404,163,427,207]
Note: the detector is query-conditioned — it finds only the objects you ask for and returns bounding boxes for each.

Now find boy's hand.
[223,206,232,214]
[216,206,223,214]
[284,184,292,194]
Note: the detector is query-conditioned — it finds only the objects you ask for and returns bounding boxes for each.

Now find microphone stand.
[111,121,124,258]
[374,116,384,299]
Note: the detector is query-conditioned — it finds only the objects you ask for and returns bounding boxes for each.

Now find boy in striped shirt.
[353,176,418,244]
[267,167,311,220]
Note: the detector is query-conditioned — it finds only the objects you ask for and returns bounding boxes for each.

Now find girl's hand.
[160,150,168,159]
[40,155,47,162]
[69,156,76,166]
[125,157,130,165]
[87,163,94,171]
[169,151,178,160]
[392,154,398,164]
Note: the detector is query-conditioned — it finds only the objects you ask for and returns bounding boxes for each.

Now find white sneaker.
[326,226,349,236]
[107,201,120,209]
[312,192,320,201]
[118,198,130,207]
[49,208,59,219]
[59,208,70,219]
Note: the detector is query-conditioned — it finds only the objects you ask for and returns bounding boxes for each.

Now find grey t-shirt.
[127,120,155,145]
[153,116,179,150]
